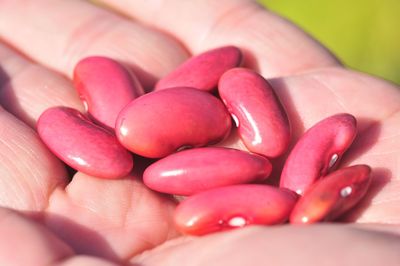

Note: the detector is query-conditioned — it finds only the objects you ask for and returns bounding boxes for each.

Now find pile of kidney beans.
[37,46,371,236]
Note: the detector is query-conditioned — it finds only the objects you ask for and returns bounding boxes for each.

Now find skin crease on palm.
[0,0,399,265]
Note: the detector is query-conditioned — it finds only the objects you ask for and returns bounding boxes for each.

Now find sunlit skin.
[0,0,399,265]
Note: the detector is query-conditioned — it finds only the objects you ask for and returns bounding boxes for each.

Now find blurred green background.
[259,0,400,85]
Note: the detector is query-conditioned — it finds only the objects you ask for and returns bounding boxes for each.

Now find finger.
[45,171,178,261]
[0,0,189,88]
[98,0,340,77]
[0,207,120,266]
[351,224,400,236]
[132,225,400,265]
[0,207,73,266]
[0,107,68,211]
[0,41,83,128]
[55,256,121,266]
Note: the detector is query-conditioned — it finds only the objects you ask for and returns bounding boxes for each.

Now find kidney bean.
[290,165,371,224]
[115,87,232,158]
[218,68,290,158]
[155,46,242,92]
[174,184,298,235]
[143,147,272,195]
[37,106,133,178]
[73,56,144,129]
[280,113,357,195]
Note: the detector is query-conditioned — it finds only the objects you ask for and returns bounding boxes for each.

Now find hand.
[0,0,399,265]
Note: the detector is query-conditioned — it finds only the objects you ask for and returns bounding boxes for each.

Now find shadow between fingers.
[43,213,121,263]
[0,65,38,127]
[23,210,143,265]
[0,66,9,89]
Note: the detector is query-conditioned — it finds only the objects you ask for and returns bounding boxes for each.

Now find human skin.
[0,0,399,265]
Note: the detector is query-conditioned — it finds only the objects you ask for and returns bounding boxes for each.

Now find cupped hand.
[0,0,399,265]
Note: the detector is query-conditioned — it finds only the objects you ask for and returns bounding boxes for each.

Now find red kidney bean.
[73,56,144,129]
[218,68,290,158]
[290,165,371,224]
[280,113,357,195]
[37,106,133,178]
[174,184,298,235]
[115,87,232,158]
[143,147,272,195]
[155,46,242,92]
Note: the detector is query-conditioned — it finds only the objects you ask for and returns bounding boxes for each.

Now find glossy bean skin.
[290,165,371,224]
[73,56,144,129]
[115,87,232,158]
[155,46,242,92]
[37,107,133,178]
[218,68,290,158]
[280,113,357,195]
[175,184,298,235]
[144,147,272,195]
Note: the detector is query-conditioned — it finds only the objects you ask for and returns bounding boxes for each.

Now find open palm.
[0,0,399,265]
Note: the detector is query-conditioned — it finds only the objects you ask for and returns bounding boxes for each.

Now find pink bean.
[155,46,242,92]
[115,87,232,158]
[73,56,144,129]
[144,147,272,195]
[218,68,291,158]
[175,184,297,235]
[37,106,133,178]
[290,165,371,224]
[280,113,357,195]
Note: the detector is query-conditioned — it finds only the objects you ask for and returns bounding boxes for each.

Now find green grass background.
[259,0,400,85]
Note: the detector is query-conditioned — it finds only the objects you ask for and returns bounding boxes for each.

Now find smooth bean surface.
[115,87,232,158]
[74,56,144,129]
[290,165,371,224]
[218,68,290,158]
[280,113,357,195]
[144,147,272,195]
[155,46,242,91]
[37,106,133,178]
[175,184,298,235]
